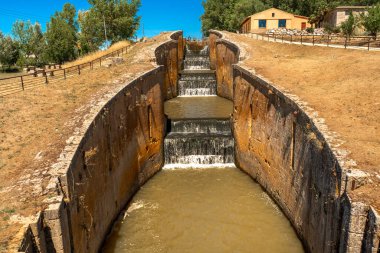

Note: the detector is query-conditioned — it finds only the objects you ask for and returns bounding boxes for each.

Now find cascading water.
[164,43,234,167]
[103,40,304,253]
[178,46,217,96]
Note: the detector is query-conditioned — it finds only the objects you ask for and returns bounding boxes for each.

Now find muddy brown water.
[102,167,304,253]
[164,96,233,119]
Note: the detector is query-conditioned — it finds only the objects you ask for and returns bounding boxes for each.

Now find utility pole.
[103,14,108,48]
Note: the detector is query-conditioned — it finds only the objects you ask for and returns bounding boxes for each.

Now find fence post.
[63,69,66,79]
[282,35,284,42]
[274,34,276,42]
[291,35,293,43]
[100,58,102,66]
[78,65,81,75]
[301,34,303,44]
[327,35,330,47]
[368,38,370,51]
[313,35,315,45]
[44,70,48,84]
[344,37,347,49]
[20,76,24,90]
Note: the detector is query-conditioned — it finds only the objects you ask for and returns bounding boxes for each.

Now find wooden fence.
[246,33,380,50]
[0,44,132,96]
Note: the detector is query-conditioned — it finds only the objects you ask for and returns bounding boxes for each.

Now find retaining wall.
[18,31,183,253]
[209,31,239,100]
[155,31,184,100]
[209,30,380,253]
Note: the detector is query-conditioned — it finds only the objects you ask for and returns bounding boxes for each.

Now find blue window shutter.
[259,20,267,28]
[278,19,286,28]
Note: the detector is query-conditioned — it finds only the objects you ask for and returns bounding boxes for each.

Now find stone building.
[323,6,368,28]
[240,8,312,33]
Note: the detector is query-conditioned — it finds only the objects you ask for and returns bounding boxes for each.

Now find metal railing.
[244,33,380,51]
[0,44,132,96]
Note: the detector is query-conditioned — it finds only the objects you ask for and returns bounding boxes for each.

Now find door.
[301,22,307,30]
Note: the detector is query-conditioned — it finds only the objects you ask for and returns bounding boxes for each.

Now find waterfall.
[178,46,217,97]
[164,43,234,167]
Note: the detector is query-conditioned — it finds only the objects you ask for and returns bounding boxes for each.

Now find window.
[278,19,287,28]
[345,10,350,16]
[272,13,275,17]
[259,20,267,28]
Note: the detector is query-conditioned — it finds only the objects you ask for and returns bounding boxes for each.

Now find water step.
[186,47,209,57]
[184,58,211,70]
[162,163,237,170]
[180,70,215,75]
[169,119,231,134]
[180,70,216,85]
[164,133,234,164]
[163,44,235,165]
[178,79,217,96]
[165,155,235,165]
[180,74,216,81]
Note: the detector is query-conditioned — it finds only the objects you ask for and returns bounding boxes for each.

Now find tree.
[78,10,104,54]
[360,4,380,38]
[45,3,78,64]
[12,21,46,66]
[341,12,357,38]
[228,0,267,32]
[0,35,20,69]
[308,1,340,27]
[201,0,237,35]
[201,0,267,35]
[80,0,141,49]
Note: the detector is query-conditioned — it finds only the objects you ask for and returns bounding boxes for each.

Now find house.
[240,8,312,33]
[322,6,368,28]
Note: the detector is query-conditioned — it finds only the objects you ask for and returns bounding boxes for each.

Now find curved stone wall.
[209,30,380,253]
[155,31,184,100]
[209,31,239,100]
[18,32,183,253]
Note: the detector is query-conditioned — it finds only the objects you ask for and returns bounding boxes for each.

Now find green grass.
[0,208,15,214]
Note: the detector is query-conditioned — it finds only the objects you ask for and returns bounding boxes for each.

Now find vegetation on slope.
[0,0,141,70]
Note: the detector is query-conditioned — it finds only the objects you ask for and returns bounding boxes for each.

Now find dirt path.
[223,31,380,211]
[0,33,170,252]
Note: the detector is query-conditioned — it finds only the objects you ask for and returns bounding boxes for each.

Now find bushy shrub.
[324,23,340,34]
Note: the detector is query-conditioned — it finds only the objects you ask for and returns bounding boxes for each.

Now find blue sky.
[0,0,204,38]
